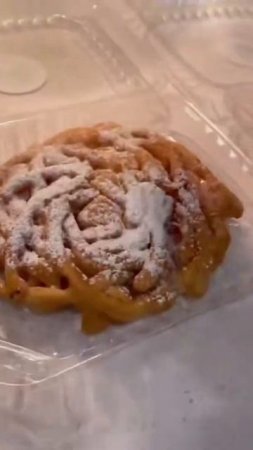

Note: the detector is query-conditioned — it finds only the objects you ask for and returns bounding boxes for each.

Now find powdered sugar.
[125,182,173,244]
[46,197,69,261]
[66,181,173,285]
[22,250,40,267]
[0,127,201,303]
[82,222,122,243]
[98,129,142,152]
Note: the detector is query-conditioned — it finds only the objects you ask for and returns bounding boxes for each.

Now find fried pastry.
[0,123,243,333]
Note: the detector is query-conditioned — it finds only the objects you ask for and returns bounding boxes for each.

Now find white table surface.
[1,297,253,450]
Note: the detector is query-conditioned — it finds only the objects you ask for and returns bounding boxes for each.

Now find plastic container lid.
[125,0,253,160]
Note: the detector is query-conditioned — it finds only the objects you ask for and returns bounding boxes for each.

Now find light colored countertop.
[2,297,253,450]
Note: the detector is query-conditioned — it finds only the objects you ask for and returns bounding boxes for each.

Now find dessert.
[0,123,243,334]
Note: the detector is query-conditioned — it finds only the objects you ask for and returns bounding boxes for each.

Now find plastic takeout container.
[125,0,253,160]
[0,3,253,445]
[0,11,144,121]
[1,67,253,388]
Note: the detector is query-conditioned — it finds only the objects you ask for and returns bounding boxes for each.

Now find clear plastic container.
[0,11,144,120]
[1,79,253,387]
[126,0,253,160]
[0,2,253,445]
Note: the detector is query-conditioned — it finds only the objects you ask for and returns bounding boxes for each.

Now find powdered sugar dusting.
[125,182,172,242]
[0,126,202,305]
[22,251,39,267]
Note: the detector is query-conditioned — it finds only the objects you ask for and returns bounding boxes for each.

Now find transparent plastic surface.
[0,3,253,448]
[126,0,253,160]
[0,12,144,120]
[0,84,253,386]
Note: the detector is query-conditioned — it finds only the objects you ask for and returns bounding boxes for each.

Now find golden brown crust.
[45,122,119,146]
[0,123,243,333]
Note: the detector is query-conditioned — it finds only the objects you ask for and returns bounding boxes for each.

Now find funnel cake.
[0,123,243,334]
